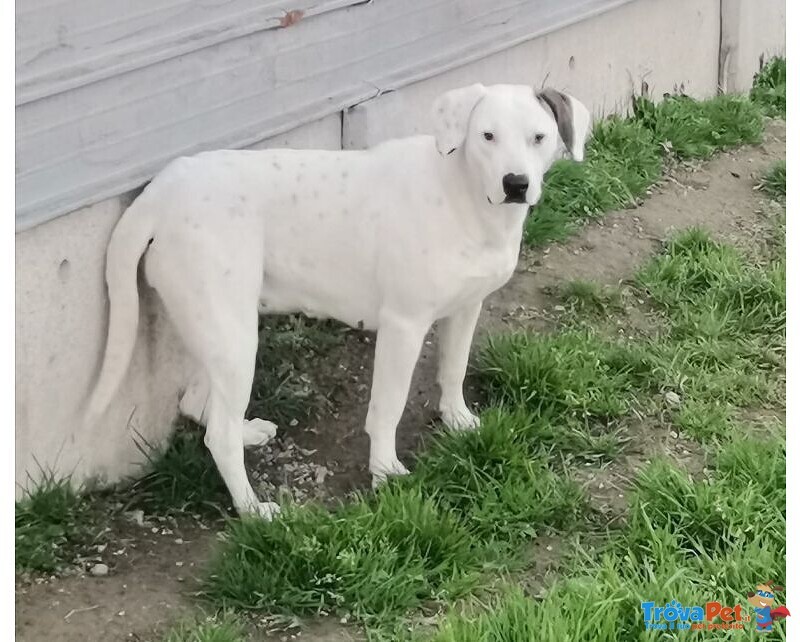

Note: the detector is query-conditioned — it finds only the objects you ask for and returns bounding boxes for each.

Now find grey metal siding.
[15,0,632,230]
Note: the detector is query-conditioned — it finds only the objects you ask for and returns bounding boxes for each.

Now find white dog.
[87,84,591,519]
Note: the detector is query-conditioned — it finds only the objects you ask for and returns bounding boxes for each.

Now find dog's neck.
[442,148,528,250]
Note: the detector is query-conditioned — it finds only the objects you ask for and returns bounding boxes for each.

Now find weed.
[248,315,344,427]
[525,60,780,248]
[750,57,786,117]
[757,160,786,199]
[15,475,96,573]
[633,94,763,159]
[558,279,623,316]
[476,330,653,420]
[204,487,481,622]
[162,613,246,642]
[409,409,585,546]
[203,410,585,623]
[674,399,733,442]
[126,423,229,516]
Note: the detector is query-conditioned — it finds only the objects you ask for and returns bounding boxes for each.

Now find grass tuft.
[204,487,481,622]
[162,614,246,642]
[632,94,763,159]
[477,330,652,420]
[750,56,786,117]
[15,475,95,573]
[558,279,623,316]
[248,315,344,426]
[126,424,229,516]
[757,160,786,199]
[410,409,585,545]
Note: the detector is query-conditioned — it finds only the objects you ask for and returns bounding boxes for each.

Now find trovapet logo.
[641,583,790,633]
[641,600,749,631]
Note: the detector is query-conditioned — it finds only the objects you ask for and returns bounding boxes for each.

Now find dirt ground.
[15,120,785,642]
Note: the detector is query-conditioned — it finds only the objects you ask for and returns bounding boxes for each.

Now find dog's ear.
[536,88,591,162]
[431,84,487,156]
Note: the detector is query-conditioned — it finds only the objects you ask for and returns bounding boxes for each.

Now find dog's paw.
[370,458,410,489]
[440,405,480,432]
[252,501,281,521]
[242,418,278,447]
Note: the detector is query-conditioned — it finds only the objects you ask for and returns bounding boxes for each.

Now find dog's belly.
[258,271,381,330]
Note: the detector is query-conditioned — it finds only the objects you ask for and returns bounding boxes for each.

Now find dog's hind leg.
[179,371,210,424]
[180,371,276,447]
[200,314,279,519]
[146,247,277,518]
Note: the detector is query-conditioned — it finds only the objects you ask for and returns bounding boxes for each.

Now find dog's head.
[431,84,591,206]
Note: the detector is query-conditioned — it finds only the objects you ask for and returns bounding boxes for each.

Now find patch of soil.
[15,120,785,642]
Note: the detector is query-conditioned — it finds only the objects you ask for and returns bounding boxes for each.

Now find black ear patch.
[537,88,574,155]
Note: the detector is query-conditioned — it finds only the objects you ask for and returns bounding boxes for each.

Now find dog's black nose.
[502,173,529,201]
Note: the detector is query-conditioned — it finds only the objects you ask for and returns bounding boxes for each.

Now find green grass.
[525,58,783,247]
[248,315,345,426]
[636,228,785,410]
[674,399,733,442]
[423,432,786,641]
[477,331,652,420]
[409,409,585,545]
[631,94,763,159]
[204,486,483,622]
[126,424,230,516]
[162,614,246,642]
[558,279,623,316]
[15,475,96,573]
[750,57,786,117]
[757,160,786,199]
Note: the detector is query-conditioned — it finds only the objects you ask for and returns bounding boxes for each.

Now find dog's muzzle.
[502,173,529,204]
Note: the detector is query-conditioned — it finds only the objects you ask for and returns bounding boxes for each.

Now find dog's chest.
[429,240,519,313]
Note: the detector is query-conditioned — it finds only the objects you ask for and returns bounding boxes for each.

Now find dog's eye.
[533,133,545,144]
[483,132,494,141]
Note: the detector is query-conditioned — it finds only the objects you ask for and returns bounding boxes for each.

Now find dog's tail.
[85,193,157,424]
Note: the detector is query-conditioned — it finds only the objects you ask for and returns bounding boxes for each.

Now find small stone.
[289,418,299,427]
[125,510,145,527]
[90,563,109,577]
[315,465,330,484]
[174,538,184,545]
[670,431,679,439]
[664,391,681,408]
[553,305,566,312]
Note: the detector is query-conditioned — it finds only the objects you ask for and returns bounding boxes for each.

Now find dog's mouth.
[488,195,528,205]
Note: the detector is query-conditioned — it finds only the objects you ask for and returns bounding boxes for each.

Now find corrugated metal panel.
[15,0,632,230]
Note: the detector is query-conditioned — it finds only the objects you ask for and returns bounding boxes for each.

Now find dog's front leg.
[437,301,482,431]
[366,316,428,485]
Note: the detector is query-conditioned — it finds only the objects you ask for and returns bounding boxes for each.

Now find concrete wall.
[344,0,722,148]
[720,0,786,93]
[15,0,786,494]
